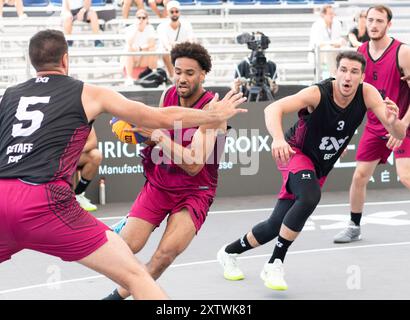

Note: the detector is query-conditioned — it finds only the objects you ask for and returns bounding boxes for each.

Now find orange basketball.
[110,117,148,144]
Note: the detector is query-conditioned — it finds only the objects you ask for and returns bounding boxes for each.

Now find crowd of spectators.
[1,2,372,85]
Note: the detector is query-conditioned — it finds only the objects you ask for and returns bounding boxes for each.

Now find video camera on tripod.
[235,31,276,102]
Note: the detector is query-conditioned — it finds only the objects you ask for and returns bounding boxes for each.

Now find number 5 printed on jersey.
[12,96,49,137]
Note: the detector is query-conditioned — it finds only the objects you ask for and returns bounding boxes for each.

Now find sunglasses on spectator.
[137,16,147,20]
[170,10,179,14]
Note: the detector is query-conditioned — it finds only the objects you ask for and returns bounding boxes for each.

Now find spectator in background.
[157,0,195,77]
[148,0,169,18]
[309,5,346,77]
[121,0,144,19]
[122,8,158,85]
[62,0,104,47]
[0,0,27,23]
[348,10,369,48]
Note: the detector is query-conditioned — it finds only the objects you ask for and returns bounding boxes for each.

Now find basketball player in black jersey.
[217,51,406,291]
[0,29,246,300]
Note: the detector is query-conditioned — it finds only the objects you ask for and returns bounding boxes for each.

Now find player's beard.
[178,82,200,99]
[171,16,179,22]
[369,25,388,41]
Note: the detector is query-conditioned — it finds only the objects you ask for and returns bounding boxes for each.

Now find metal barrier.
[19,46,317,85]
[0,44,365,90]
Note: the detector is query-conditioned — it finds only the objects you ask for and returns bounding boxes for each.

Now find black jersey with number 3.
[285,78,367,178]
[0,75,91,184]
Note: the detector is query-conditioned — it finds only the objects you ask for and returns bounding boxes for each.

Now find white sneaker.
[19,13,28,20]
[76,192,97,212]
[260,259,288,291]
[333,220,362,243]
[217,245,245,281]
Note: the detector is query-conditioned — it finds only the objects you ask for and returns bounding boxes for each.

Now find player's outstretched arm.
[264,86,320,164]
[82,85,247,129]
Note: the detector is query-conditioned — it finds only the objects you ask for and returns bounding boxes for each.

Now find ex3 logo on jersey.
[35,77,49,83]
[319,136,349,160]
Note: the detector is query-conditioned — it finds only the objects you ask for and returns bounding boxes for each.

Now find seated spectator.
[148,0,169,18]
[157,0,195,77]
[0,0,27,22]
[74,127,102,212]
[308,5,346,77]
[348,10,369,48]
[122,9,158,85]
[122,0,144,19]
[62,0,104,47]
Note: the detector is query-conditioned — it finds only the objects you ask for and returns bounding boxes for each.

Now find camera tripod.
[247,83,274,102]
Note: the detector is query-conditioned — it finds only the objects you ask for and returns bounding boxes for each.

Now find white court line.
[1,241,410,295]
[98,200,410,221]
[0,275,104,295]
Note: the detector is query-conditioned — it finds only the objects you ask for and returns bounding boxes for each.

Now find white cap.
[167,0,180,11]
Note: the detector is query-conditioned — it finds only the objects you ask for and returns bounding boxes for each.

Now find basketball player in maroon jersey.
[104,42,229,300]
[0,30,246,300]
[334,5,410,243]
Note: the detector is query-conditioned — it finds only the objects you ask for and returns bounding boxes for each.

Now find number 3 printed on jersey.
[12,96,49,137]
[336,121,345,131]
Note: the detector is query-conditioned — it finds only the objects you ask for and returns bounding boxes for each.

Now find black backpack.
[135,68,168,88]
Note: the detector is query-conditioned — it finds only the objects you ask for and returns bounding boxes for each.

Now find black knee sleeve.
[252,199,294,245]
[282,170,321,232]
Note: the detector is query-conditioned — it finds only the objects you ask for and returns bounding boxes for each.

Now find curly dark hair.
[170,42,212,73]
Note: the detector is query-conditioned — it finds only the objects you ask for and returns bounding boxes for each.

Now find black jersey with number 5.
[0,75,91,184]
[285,78,367,178]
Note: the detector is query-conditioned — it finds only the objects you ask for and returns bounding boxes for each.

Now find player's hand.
[124,126,158,145]
[124,126,153,137]
[385,133,403,150]
[384,97,399,125]
[271,139,296,165]
[208,90,248,121]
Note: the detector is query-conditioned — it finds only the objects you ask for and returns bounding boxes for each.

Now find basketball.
[110,117,148,144]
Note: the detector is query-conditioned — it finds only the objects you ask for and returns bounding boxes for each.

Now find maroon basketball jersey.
[141,86,222,191]
[358,38,410,136]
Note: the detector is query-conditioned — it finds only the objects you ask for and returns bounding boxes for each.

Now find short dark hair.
[170,42,212,73]
[367,5,393,22]
[29,29,68,72]
[336,51,367,72]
